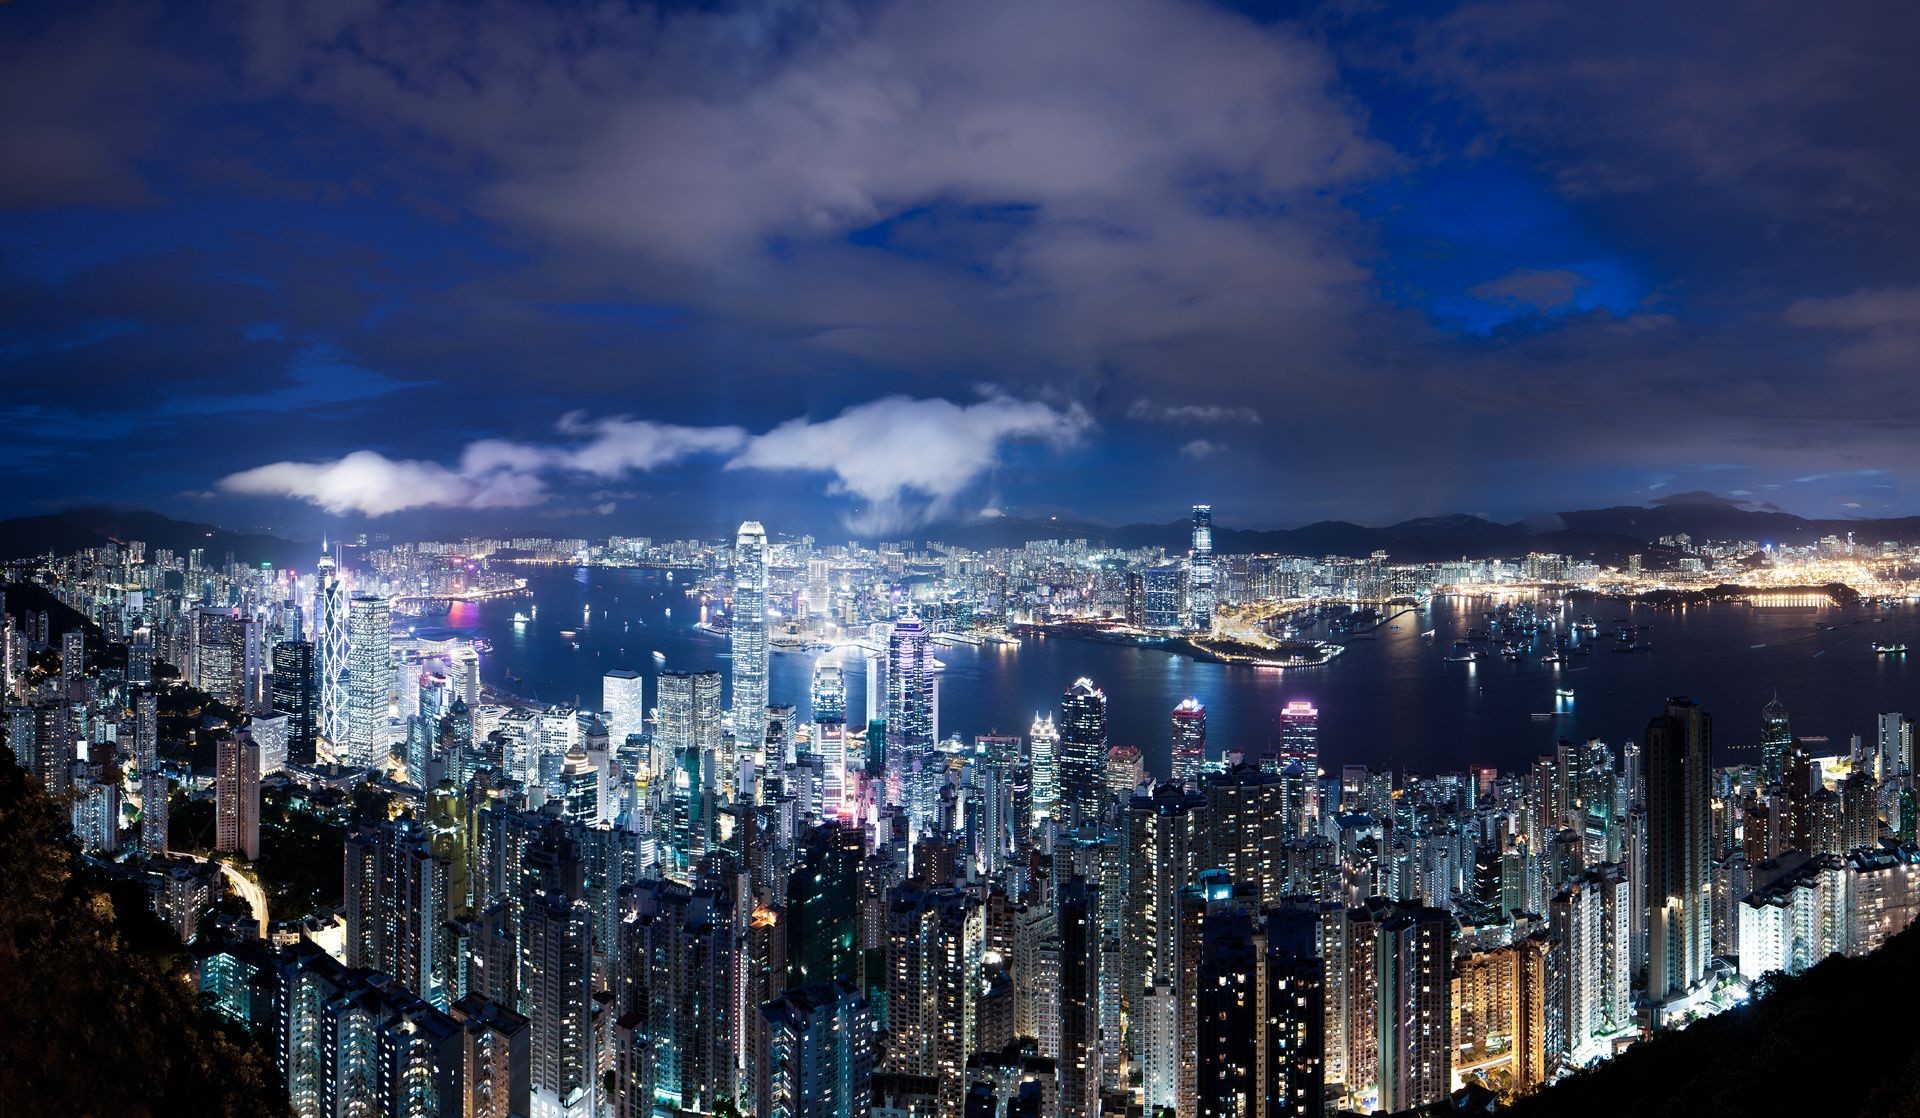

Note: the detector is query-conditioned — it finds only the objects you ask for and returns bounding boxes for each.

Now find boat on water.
[1541,652,1566,664]
[512,611,530,625]
[652,650,667,663]
[1874,642,1908,655]
[1555,687,1576,699]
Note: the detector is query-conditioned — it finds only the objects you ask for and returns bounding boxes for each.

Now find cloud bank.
[220,395,1089,530]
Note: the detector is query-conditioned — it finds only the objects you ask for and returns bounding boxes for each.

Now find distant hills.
[923,493,1920,562]
[3,496,1918,566]
[0,507,310,569]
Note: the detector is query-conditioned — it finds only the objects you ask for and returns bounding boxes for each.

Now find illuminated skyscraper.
[754,980,873,1118]
[1188,504,1214,631]
[194,607,247,706]
[1277,700,1319,770]
[215,733,261,861]
[1059,679,1108,830]
[813,661,849,817]
[731,521,771,752]
[1646,697,1713,1017]
[887,616,935,827]
[526,890,596,1118]
[1170,698,1206,782]
[316,546,350,749]
[602,668,645,754]
[1760,695,1792,785]
[344,593,393,769]
[270,639,318,764]
[1030,714,1060,824]
[140,768,169,858]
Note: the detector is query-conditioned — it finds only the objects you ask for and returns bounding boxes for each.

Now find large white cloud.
[220,395,1087,525]
[728,395,1091,531]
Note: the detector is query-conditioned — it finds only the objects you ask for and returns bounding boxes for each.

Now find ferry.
[1540,652,1566,664]
[652,650,667,663]
[512,611,530,626]
[1874,642,1908,655]
[1555,687,1576,699]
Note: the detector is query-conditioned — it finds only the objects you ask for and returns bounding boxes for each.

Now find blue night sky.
[3,0,1918,539]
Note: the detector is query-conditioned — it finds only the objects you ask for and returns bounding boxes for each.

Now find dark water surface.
[449,569,1920,778]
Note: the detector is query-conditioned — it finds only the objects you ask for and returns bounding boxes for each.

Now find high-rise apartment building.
[1646,697,1713,1017]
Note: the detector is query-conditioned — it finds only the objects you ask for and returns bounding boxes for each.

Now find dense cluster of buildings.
[7,516,1920,1118]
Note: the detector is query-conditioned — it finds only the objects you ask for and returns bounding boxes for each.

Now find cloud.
[728,395,1092,532]
[1467,268,1591,310]
[1179,438,1225,460]
[222,394,1087,525]
[1787,286,1920,371]
[1128,401,1263,426]
[220,450,548,516]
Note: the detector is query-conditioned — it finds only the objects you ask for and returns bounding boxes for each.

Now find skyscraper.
[215,733,260,861]
[194,608,247,706]
[1761,695,1792,785]
[602,668,645,754]
[887,616,935,828]
[1376,904,1453,1113]
[316,547,350,749]
[1030,714,1060,825]
[1646,697,1713,1016]
[731,521,771,753]
[812,661,849,817]
[1188,504,1215,631]
[344,593,393,769]
[1059,680,1108,830]
[140,769,169,858]
[755,981,873,1118]
[526,891,596,1118]
[1277,700,1319,771]
[270,639,318,764]
[1170,697,1206,783]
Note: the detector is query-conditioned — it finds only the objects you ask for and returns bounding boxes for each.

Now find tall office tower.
[215,733,261,861]
[194,607,247,705]
[344,818,451,1008]
[13,701,73,794]
[603,668,645,753]
[1760,695,1793,785]
[731,521,771,753]
[1377,904,1454,1113]
[133,688,159,773]
[1879,712,1913,782]
[316,547,350,748]
[140,768,170,857]
[755,980,874,1118]
[526,889,596,1118]
[60,626,85,697]
[1030,714,1060,825]
[344,594,394,769]
[886,616,935,804]
[813,661,849,817]
[251,709,290,777]
[1188,504,1215,632]
[1278,699,1320,772]
[128,624,153,686]
[271,639,318,763]
[452,994,532,1118]
[1170,697,1207,783]
[788,824,865,988]
[1057,878,1102,1118]
[1058,679,1109,830]
[1646,697,1713,1016]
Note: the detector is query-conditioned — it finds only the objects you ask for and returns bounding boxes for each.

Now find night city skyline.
[9,4,1920,1118]
[5,2,1920,537]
